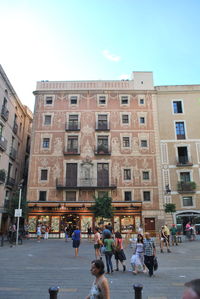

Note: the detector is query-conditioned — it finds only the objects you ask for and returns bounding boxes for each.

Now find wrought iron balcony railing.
[94,146,111,155]
[95,122,110,131]
[6,176,15,188]
[56,178,116,190]
[177,181,196,193]
[9,147,17,160]
[63,147,80,155]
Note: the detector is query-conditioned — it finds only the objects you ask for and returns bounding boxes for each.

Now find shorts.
[73,240,80,248]
[94,244,100,249]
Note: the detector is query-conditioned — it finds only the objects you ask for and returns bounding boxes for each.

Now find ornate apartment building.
[156,85,200,234]
[27,72,164,237]
[0,65,32,232]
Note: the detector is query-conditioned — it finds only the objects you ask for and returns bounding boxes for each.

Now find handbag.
[101,246,106,255]
[153,256,158,271]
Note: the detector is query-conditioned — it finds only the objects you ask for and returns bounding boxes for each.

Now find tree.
[7,190,27,219]
[164,203,176,224]
[90,196,114,222]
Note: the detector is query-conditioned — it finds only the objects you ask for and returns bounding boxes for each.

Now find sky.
[1,0,200,112]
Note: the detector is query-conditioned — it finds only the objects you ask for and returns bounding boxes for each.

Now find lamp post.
[16,183,23,246]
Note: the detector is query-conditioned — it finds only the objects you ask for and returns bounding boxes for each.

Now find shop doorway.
[176,212,200,234]
[60,214,80,237]
[144,218,155,235]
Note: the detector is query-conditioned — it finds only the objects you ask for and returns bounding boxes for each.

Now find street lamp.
[16,182,23,246]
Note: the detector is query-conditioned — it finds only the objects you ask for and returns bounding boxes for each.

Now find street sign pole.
[16,187,22,246]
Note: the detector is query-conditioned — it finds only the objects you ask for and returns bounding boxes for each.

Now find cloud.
[119,74,130,80]
[102,50,121,62]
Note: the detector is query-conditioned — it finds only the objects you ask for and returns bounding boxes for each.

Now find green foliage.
[177,181,196,191]
[164,203,176,214]
[7,191,27,218]
[90,196,114,219]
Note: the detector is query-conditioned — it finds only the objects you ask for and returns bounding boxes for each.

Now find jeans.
[105,251,113,273]
[144,255,154,276]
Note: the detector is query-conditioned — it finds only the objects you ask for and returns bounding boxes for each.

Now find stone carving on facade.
[142,157,149,169]
[54,112,65,129]
[82,140,94,158]
[52,161,61,181]
[39,158,49,167]
[132,112,138,127]
[111,112,119,128]
[111,137,120,155]
[112,162,120,184]
[34,133,40,154]
[133,161,140,184]
[132,137,139,153]
[81,125,94,136]
[53,137,63,155]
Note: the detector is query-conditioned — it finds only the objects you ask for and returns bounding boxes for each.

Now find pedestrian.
[64,226,68,242]
[44,226,49,240]
[87,225,92,242]
[114,232,126,272]
[131,234,145,274]
[143,232,156,277]
[163,224,170,244]
[102,225,112,240]
[182,279,200,299]
[94,227,102,259]
[85,259,110,299]
[185,221,192,240]
[160,226,171,253]
[107,223,113,234]
[36,224,41,242]
[137,225,144,236]
[104,233,114,274]
[72,226,81,257]
[170,224,178,246]
[190,225,196,241]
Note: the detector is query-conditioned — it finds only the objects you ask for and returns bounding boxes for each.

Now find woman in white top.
[86,259,110,299]
[131,234,145,274]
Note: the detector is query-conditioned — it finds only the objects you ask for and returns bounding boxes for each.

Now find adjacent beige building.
[0,65,32,232]
[156,85,200,233]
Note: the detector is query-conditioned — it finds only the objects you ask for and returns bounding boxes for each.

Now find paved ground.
[0,238,199,299]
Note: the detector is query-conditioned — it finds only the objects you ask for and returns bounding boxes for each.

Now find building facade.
[0,65,32,232]
[156,85,200,234]
[27,72,164,237]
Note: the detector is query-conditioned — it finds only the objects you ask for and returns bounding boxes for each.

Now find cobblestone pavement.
[0,238,199,299]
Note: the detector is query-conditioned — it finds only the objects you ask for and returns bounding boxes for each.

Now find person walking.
[94,227,101,259]
[170,224,178,246]
[163,224,170,244]
[72,226,81,257]
[85,259,110,299]
[87,226,92,242]
[131,234,145,274]
[44,226,49,240]
[185,221,191,240]
[104,234,114,274]
[36,224,42,242]
[114,232,126,272]
[143,232,156,277]
[160,226,171,253]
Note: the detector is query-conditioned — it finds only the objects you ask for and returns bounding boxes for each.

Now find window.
[68,115,79,130]
[143,171,149,180]
[45,96,53,105]
[182,196,193,207]
[41,169,48,181]
[121,96,129,105]
[124,169,131,180]
[173,101,183,113]
[97,136,109,152]
[39,191,47,201]
[124,191,132,201]
[122,114,129,124]
[140,98,144,104]
[176,122,185,139]
[70,96,78,105]
[66,191,76,201]
[99,96,106,105]
[42,138,50,148]
[44,115,52,125]
[0,123,3,136]
[140,117,145,124]
[143,191,151,201]
[180,172,190,182]
[123,137,130,147]
[67,136,78,152]
[177,147,189,164]
[141,140,147,147]
[97,115,108,130]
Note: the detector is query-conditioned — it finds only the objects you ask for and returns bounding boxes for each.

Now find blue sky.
[0,0,200,111]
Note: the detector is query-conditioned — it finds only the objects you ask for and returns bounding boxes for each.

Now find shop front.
[175,210,200,234]
[27,201,142,238]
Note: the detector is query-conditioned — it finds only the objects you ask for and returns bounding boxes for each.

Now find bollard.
[133,284,143,299]
[49,286,59,299]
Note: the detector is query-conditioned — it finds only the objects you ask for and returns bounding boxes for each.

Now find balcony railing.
[176,158,193,166]
[177,181,196,193]
[0,135,8,151]
[56,178,117,190]
[13,122,18,134]
[6,176,15,188]
[63,147,80,155]
[95,146,111,155]
[1,106,9,121]
[65,121,80,131]
[95,122,110,131]
[9,147,17,160]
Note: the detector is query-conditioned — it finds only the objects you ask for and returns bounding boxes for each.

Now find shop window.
[124,191,132,201]
[182,196,193,207]
[121,216,134,233]
[39,191,47,201]
[65,191,76,201]
[41,169,48,181]
[28,216,37,232]
[143,191,151,201]
[142,171,150,180]
[51,216,60,232]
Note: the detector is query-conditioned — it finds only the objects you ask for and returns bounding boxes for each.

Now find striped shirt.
[143,238,155,256]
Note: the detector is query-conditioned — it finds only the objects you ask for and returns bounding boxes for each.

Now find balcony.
[6,176,15,188]
[63,147,80,155]
[95,146,111,155]
[0,169,6,184]
[9,146,17,160]
[176,157,193,167]
[65,121,80,131]
[0,135,8,151]
[1,106,9,121]
[177,181,196,193]
[95,122,110,131]
[56,178,117,190]
[13,122,18,134]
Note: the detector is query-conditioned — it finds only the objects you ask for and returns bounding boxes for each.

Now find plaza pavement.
[0,237,200,299]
